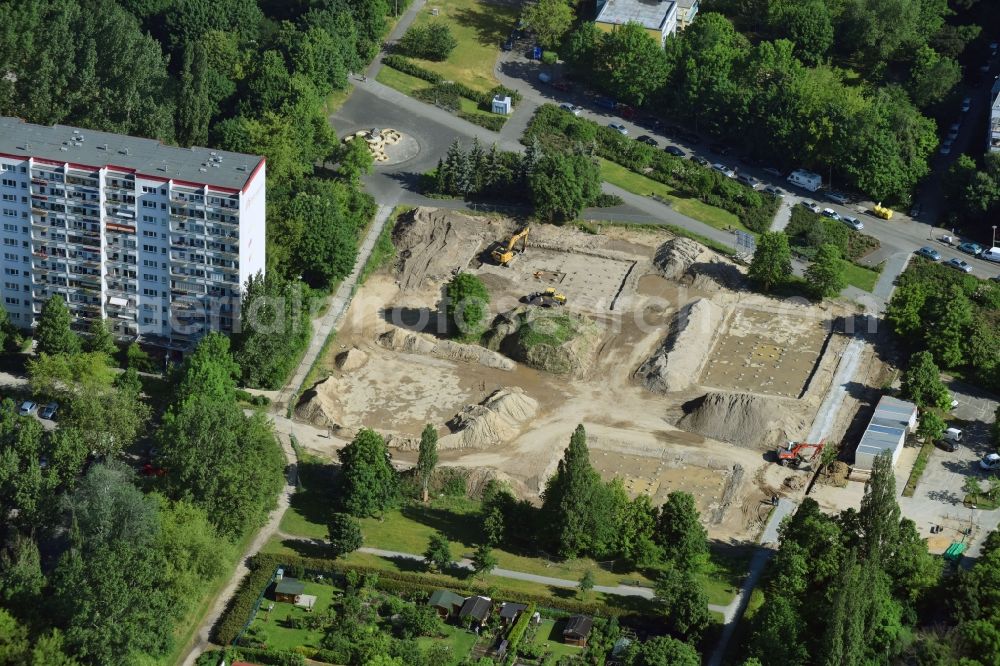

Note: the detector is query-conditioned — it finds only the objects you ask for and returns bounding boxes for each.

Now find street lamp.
[992,225,997,247]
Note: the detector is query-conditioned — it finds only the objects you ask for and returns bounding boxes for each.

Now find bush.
[541,51,558,65]
[591,193,624,208]
[459,111,506,131]
[506,603,537,656]
[414,83,461,110]
[785,206,880,260]
[398,22,457,61]
[231,647,305,666]
[381,55,443,83]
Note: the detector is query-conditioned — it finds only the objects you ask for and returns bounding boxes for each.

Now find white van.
[787,169,822,192]
[981,247,1000,263]
[944,427,963,442]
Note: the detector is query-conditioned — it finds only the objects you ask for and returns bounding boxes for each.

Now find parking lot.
[897,381,999,558]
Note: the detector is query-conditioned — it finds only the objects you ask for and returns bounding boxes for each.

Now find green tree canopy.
[805,243,846,298]
[529,151,602,223]
[900,351,951,410]
[337,429,399,517]
[654,491,708,571]
[35,296,81,356]
[424,532,452,572]
[328,512,363,558]
[416,424,439,502]
[541,424,605,558]
[522,0,574,50]
[445,273,490,339]
[594,22,671,107]
[748,232,792,292]
[923,284,972,368]
[83,319,117,357]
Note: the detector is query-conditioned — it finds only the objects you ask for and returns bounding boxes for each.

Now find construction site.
[293,207,869,543]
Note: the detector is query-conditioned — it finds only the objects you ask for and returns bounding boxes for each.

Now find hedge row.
[459,110,506,131]
[524,104,780,233]
[382,54,443,83]
[505,602,536,663]
[212,553,649,646]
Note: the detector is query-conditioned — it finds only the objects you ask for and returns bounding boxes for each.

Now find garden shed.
[273,577,305,603]
[428,589,465,619]
[458,595,492,626]
[492,95,512,115]
[563,615,593,646]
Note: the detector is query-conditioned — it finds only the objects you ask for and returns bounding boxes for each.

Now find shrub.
[414,83,461,111]
[506,603,537,657]
[459,111,506,131]
[541,51,558,64]
[231,647,306,666]
[591,193,624,208]
[785,206,880,260]
[381,55,443,83]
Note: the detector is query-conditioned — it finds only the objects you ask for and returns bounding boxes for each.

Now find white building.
[0,117,265,350]
[989,77,1000,153]
[595,0,678,47]
[853,396,918,471]
[675,0,699,29]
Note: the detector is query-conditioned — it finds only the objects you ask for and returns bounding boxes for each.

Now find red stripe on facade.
[242,158,266,194]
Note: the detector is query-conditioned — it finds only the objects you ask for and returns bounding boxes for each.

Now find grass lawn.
[405,0,516,92]
[323,86,353,115]
[840,259,881,292]
[248,580,338,651]
[376,66,431,96]
[532,618,585,660]
[415,624,479,665]
[598,159,745,233]
[903,439,935,497]
[699,550,750,607]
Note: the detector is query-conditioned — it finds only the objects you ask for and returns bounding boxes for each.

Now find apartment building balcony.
[205,244,239,259]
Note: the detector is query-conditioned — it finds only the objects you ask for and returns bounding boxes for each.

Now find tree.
[541,424,604,558]
[529,151,601,222]
[336,136,374,182]
[579,569,594,599]
[416,424,439,502]
[35,295,80,356]
[906,45,961,109]
[748,232,792,292]
[900,351,952,410]
[84,318,117,357]
[337,429,399,517]
[233,273,312,389]
[858,453,900,563]
[805,243,846,298]
[471,542,497,577]
[328,512,363,558]
[654,563,711,640]
[398,22,457,61]
[749,595,809,665]
[655,491,708,572]
[916,411,946,442]
[924,284,972,368]
[175,40,212,146]
[636,635,701,666]
[445,273,490,339]
[424,532,452,572]
[522,0,574,50]
[767,0,833,65]
[594,22,671,107]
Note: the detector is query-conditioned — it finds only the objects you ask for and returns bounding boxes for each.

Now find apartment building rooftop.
[0,116,264,191]
[596,0,676,31]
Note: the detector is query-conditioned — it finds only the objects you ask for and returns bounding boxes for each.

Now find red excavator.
[775,440,824,470]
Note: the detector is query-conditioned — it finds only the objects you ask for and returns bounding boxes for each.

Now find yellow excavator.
[523,287,567,308]
[490,227,529,266]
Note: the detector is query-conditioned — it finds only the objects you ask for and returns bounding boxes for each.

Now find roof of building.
[596,0,676,31]
[274,578,305,596]
[0,116,264,192]
[459,595,492,621]
[676,0,697,8]
[563,615,594,638]
[499,602,528,619]
[428,589,466,609]
[855,396,916,465]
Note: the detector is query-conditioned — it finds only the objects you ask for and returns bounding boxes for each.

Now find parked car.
[636,135,659,147]
[616,104,636,119]
[937,438,960,453]
[962,96,972,112]
[19,401,37,416]
[737,173,761,189]
[821,207,841,221]
[596,96,617,110]
[690,155,710,166]
[552,81,572,92]
[664,145,685,157]
[762,167,783,177]
[841,216,863,230]
[501,39,513,51]
[958,242,984,256]
[609,123,628,135]
[712,163,736,178]
[825,191,850,205]
[939,235,957,246]
[709,143,731,155]
[558,102,579,115]
[980,453,1000,471]
[802,201,822,214]
[945,258,973,273]
[940,140,952,155]
[40,402,58,420]
[947,122,961,141]
[915,246,941,261]
[763,185,784,197]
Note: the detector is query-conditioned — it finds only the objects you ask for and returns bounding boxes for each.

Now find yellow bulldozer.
[523,287,567,308]
[491,227,529,266]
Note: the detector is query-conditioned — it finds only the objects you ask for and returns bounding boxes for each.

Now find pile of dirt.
[377,326,515,371]
[652,237,743,289]
[294,376,342,429]
[483,306,599,376]
[335,347,369,371]
[393,208,494,291]
[438,388,539,449]
[635,298,725,393]
[677,391,801,450]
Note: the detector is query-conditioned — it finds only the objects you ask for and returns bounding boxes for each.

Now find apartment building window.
[141,186,156,194]
[142,273,156,282]
[142,244,156,253]
[2,224,16,232]
[2,208,15,217]
[142,288,158,296]
[3,239,15,246]
[0,165,11,172]
[142,230,157,238]
[141,200,156,208]
[2,194,15,202]
[4,282,18,290]
[142,259,157,267]
[142,316,156,325]
[3,253,15,261]
[4,297,19,305]
[142,215,156,223]
[2,178,15,187]
[4,268,19,276]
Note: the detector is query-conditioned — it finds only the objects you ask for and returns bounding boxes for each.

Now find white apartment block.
[0,117,265,350]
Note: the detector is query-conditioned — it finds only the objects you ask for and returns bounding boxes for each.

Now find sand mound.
[394,208,492,291]
[653,237,743,289]
[483,307,599,376]
[677,391,797,450]
[636,299,725,393]
[439,388,539,449]
[294,376,342,428]
[335,347,369,371]
[378,326,515,371]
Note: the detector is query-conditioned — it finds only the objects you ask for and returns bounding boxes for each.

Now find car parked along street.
[945,258,973,273]
[915,247,941,261]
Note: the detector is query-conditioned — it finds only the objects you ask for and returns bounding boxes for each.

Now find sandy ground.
[295,209,856,543]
